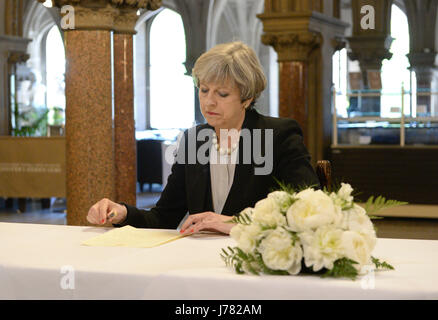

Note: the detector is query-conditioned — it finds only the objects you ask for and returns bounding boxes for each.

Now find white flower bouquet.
[222,183,405,279]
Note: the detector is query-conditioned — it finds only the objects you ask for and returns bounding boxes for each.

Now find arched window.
[143,8,194,130]
[45,25,65,125]
[381,4,413,117]
[14,2,65,136]
[332,48,349,118]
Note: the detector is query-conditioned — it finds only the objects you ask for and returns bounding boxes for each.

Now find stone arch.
[22,1,63,104]
[134,1,196,129]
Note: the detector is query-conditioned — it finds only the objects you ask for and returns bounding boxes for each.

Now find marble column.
[408,59,438,116]
[404,0,438,116]
[65,28,115,226]
[279,61,308,143]
[113,9,138,207]
[37,0,162,226]
[40,0,119,226]
[261,32,320,147]
[112,1,161,206]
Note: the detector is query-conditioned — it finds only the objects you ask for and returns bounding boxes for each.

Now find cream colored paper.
[81,226,185,248]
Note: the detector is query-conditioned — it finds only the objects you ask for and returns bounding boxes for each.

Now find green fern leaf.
[364,195,408,215]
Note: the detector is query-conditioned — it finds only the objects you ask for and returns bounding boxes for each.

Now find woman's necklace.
[212,132,238,155]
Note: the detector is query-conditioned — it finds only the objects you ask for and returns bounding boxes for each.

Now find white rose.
[286,188,342,232]
[338,183,354,203]
[340,204,372,231]
[341,231,373,271]
[340,204,376,251]
[267,191,294,213]
[230,223,264,253]
[258,227,302,274]
[329,192,344,210]
[252,197,287,228]
[330,183,354,210]
[299,226,344,272]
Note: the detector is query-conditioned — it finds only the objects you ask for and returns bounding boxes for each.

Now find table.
[1,222,437,300]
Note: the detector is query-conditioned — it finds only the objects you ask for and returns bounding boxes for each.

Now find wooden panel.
[0,137,66,198]
[373,217,438,240]
[330,147,438,204]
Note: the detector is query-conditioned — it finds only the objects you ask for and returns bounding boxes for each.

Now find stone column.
[404,0,438,116]
[258,1,347,163]
[261,32,320,145]
[38,0,119,226]
[347,0,393,115]
[408,53,438,116]
[112,1,161,206]
[113,9,138,208]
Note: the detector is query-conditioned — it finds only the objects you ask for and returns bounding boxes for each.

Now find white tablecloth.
[1,222,437,300]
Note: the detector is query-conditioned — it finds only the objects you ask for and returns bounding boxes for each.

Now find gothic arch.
[22,1,63,91]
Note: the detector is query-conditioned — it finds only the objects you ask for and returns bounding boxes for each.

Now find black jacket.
[118,109,320,229]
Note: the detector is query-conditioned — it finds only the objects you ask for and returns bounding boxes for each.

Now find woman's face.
[199,81,250,130]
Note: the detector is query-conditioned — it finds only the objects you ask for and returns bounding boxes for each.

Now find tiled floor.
[1,186,437,240]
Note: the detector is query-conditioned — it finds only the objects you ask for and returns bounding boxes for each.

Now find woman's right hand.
[86,198,127,225]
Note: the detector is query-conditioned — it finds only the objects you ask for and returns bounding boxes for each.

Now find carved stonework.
[407,52,438,95]
[42,0,162,10]
[110,0,161,11]
[261,32,322,62]
[73,3,119,30]
[348,35,393,71]
[37,0,162,32]
[113,9,138,34]
[331,37,346,52]
[404,0,438,54]
[348,0,393,80]
[112,0,163,33]
[407,52,437,70]
[39,0,81,7]
[263,0,323,14]
[7,51,30,64]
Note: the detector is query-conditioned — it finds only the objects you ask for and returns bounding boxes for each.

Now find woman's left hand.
[180,211,235,235]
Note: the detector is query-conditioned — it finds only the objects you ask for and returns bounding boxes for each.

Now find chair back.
[316,160,332,191]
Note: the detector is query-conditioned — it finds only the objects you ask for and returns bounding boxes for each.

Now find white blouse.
[209,144,239,214]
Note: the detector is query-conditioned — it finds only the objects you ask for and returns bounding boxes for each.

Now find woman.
[86,41,320,235]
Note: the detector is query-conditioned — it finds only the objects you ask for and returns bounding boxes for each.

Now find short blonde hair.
[192,41,267,108]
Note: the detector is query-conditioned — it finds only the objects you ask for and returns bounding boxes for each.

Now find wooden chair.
[316,160,332,191]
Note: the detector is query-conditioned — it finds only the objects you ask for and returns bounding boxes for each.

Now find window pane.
[381,5,410,118]
[149,9,195,129]
[46,25,66,125]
